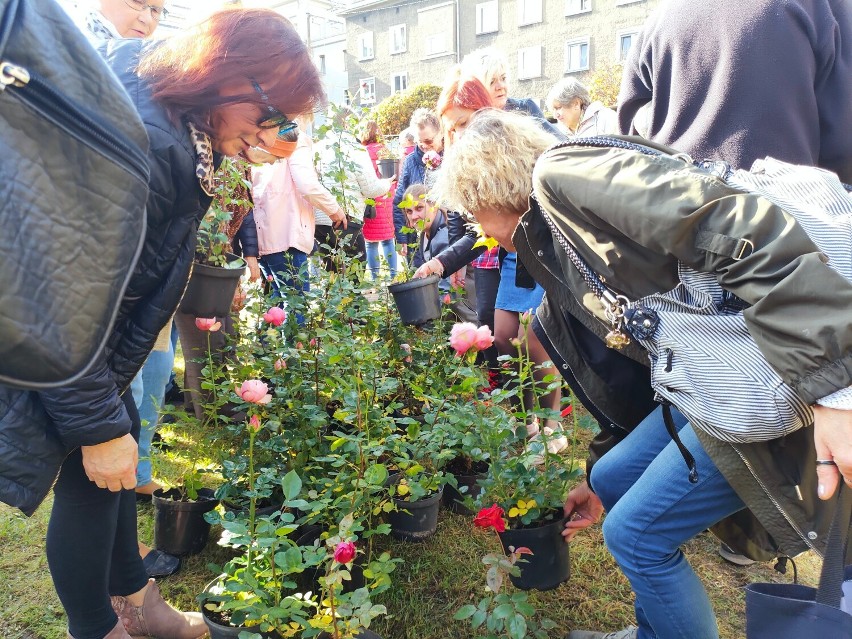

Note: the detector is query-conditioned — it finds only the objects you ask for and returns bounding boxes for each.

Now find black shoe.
[142,548,181,578]
[163,384,184,405]
[151,431,172,451]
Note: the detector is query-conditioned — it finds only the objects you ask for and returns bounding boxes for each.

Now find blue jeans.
[589,407,745,639]
[365,238,397,279]
[260,248,309,300]
[130,328,176,485]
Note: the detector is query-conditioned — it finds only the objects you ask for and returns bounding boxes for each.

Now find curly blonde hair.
[431,109,553,216]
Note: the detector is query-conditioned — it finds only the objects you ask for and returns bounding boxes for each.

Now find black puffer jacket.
[0,39,213,515]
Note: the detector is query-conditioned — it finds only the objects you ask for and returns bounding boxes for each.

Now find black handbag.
[745,485,852,637]
[0,0,149,389]
[363,202,377,219]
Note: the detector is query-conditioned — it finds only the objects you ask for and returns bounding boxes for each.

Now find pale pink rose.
[449,322,479,355]
[274,358,287,371]
[195,317,221,332]
[296,342,304,350]
[249,414,262,432]
[473,325,494,351]
[442,294,452,304]
[263,307,286,326]
[309,337,318,348]
[236,379,272,404]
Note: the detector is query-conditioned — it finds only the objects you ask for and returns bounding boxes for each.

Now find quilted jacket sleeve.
[533,144,852,404]
[233,211,259,258]
[38,350,130,449]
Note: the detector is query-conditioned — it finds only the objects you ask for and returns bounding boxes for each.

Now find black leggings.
[46,392,148,639]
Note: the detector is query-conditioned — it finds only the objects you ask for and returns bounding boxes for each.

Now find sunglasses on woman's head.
[250,79,297,137]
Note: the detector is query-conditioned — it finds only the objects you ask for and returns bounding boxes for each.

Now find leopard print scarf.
[187,122,215,197]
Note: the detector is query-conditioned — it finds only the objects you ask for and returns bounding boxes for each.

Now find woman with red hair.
[0,9,324,639]
[436,73,494,148]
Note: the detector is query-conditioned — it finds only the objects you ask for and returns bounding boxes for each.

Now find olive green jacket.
[514,137,852,559]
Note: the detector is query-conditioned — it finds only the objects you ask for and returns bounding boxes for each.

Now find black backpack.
[0,0,149,389]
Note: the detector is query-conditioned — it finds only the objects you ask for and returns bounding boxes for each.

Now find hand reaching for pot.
[413,258,444,279]
[813,404,852,499]
[561,479,603,541]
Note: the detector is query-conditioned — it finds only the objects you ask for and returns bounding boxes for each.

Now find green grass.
[0,415,821,639]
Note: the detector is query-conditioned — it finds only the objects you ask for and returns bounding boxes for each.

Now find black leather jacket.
[0,40,213,515]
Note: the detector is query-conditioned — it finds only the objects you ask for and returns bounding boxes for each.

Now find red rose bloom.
[333,540,357,564]
[473,504,506,532]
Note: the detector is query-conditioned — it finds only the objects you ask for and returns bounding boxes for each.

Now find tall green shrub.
[373,83,442,136]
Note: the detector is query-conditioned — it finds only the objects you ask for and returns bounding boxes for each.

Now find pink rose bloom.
[449,322,479,355]
[274,358,287,371]
[195,317,221,332]
[473,325,494,351]
[333,540,356,564]
[442,294,452,304]
[422,150,442,170]
[236,379,272,404]
[249,414,262,432]
[263,307,286,326]
[309,337,318,347]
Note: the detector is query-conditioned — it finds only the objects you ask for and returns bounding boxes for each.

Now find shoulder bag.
[539,136,852,446]
[0,0,149,389]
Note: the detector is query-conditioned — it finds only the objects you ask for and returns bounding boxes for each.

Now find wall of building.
[344,0,659,107]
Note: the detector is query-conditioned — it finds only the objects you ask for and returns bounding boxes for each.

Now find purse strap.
[815,483,852,608]
[0,0,21,59]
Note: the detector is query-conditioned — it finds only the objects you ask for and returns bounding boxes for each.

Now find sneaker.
[719,542,756,566]
[567,626,638,639]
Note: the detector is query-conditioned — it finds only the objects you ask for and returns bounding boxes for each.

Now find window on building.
[391,72,408,94]
[476,1,498,34]
[389,24,407,54]
[565,37,590,72]
[318,54,326,75]
[517,45,542,80]
[617,29,640,62]
[565,0,591,16]
[425,33,449,57]
[517,0,543,26]
[356,32,373,61]
[360,77,376,105]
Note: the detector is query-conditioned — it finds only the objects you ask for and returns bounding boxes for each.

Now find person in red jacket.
[360,120,398,279]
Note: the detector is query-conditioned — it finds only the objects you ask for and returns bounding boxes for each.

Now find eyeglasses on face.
[123,0,169,21]
[250,79,298,137]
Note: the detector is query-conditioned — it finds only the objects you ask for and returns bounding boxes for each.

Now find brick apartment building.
[341,0,660,110]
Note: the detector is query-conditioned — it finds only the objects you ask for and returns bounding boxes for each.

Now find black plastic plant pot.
[179,253,245,318]
[387,275,441,326]
[498,516,570,591]
[295,525,366,594]
[388,487,443,542]
[377,158,396,179]
[152,487,218,557]
[442,474,485,516]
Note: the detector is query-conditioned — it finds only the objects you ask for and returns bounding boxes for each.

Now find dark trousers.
[46,392,148,639]
[314,222,365,273]
[474,266,501,371]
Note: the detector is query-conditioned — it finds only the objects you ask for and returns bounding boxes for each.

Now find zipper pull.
[0,62,31,90]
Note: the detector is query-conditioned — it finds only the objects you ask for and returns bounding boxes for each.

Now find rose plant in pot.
[153,321,251,556]
[471,333,584,591]
[180,158,248,318]
[199,468,324,638]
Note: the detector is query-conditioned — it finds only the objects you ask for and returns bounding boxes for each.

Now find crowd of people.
[0,0,850,638]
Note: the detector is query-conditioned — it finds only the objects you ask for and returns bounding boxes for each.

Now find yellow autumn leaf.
[397,483,410,496]
[471,223,499,250]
